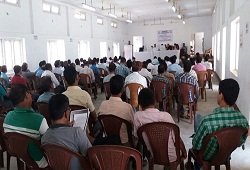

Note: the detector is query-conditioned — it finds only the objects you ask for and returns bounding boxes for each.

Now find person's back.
[99,75,134,145]
[41,94,91,170]
[192,79,249,164]
[167,55,182,73]
[3,85,48,168]
[103,62,116,83]
[1,65,10,87]
[139,61,152,81]
[11,65,27,87]
[134,88,187,162]
[192,56,206,72]
[202,55,213,70]
[37,76,55,103]
[115,57,130,78]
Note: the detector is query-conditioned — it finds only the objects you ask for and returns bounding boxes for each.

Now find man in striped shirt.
[191,79,249,169]
[3,85,49,168]
[115,57,131,78]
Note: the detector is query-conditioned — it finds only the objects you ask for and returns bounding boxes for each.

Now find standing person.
[190,79,249,169]
[3,85,49,168]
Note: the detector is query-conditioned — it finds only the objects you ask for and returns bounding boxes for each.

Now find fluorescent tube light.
[126,19,132,23]
[82,3,96,11]
[178,14,182,19]
[172,5,176,12]
[182,20,185,24]
[108,12,117,18]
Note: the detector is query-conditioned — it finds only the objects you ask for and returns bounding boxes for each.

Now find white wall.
[127,16,212,54]
[0,0,128,71]
[213,0,250,121]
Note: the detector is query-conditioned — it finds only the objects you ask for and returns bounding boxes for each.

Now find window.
[113,43,120,57]
[97,17,103,25]
[216,31,220,61]
[214,34,217,61]
[230,17,240,75]
[42,2,60,14]
[78,41,90,59]
[74,10,86,20]
[0,38,26,71]
[100,42,107,58]
[47,40,65,65]
[111,21,117,28]
[221,27,227,79]
[1,0,20,6]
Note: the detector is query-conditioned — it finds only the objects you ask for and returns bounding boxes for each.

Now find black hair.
[45,63,52,70]
[138,88,155,109]
[196,56,202,63]
[127,59,132,69]
[9,85,28,106]
[64,66,77,86]
[120,57,126,63]
[40,76,53,92]
[48,94,69,121]
[109,63,116,72]
[158,64,165,74]
[219,79,240,106]
[1,65,7,73]
[142,61,148,68]
[75,59,80,65]
[54,60,60,67]
[132,64,139,72]
[39,60,46,67]
[183,60,192,72]
[110,75,124,95]
[170,55,177,64]
[204,55,209,62]
[21,63,28,71]
[67,59,71,64]
[13,65,21,75]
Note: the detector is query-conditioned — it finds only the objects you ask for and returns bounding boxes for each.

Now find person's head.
[170,55,177,64]
[159,60,167,71]
[84,61,89,67]
[190,58,195,66]
[75,59,80,65]
[120,57,126,64]
[45,63,52,71]
[39,60,46,67]
[21,63,28,71]
[142,61,148,69]
[127,59,132,69]
[100,59,104,63]
[40,76,53,93]
[196,56,202,63]
[48,94,70,123]
[132,64,139,72]
[113,56,118,63]
[70,63,76,68]
[196,52,200,57]
[110,75,124,96]
[218,79,239,106]
[204,55,209,62]
[183,43,185,46]
[80,58,84,63]
[164,56,170,61]
[9,85,32,107]
[13,65,22,75]
[183,60,192,72]
[108,62,116,73]
[138,88,155,110]
[146,59,152,64]
[63,61,69,68]
[1,65,7,73]
[67,59,71,64]
[54,60,60,68]
[158,64,165,74]
[92,58,96,65]
[64,66,78,86]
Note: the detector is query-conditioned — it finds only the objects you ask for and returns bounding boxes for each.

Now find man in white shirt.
[41,63,60,89]
[79,61,95,84]
[125,64,148,99]
[202,55,213,70]
[75,58,82,73]
[53,60,63,75]
[139,61,153,82]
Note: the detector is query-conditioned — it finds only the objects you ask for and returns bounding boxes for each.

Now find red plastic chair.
[36,102,51,125]
[87,145,142,170]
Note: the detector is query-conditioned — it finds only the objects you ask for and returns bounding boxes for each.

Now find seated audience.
[202,55,213,70]
[53,60,63,75]
[115,57,130,78]
[75,58,82,73]
[134,88,187,162]
[167,55,182,74]
[21,62,35,79]
[90,58,100,83]
[37,76,55,103]
[192,55,206,72]
[103,62,116,83]
[98,58,107,72]
[160,60,175,80]
[35,60,46,78]
[3,85,49,168]
[124,64,147,99]
[191,79,249,169]
[98,75,134,145]
[139,61,153,82]
[41,94,91,170]
[80,61,95,84]
[63,66,98,124]
[10,65,27,87]
[1,65,10,88]
[175,60,199,118]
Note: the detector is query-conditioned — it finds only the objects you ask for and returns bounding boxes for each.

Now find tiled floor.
[2,75,250,170]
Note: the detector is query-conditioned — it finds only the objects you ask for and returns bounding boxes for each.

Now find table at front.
[133,50,180,61]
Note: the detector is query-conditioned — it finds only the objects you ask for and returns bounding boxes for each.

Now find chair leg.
[189,104,193,124]
[186,153,192,170]
[7,153,10,170]
[215,165,220,170]
[205,89,207,102]
[148,158,154,170]
[0,151,3,168]
[225,161,231,170]
[180,161,184,170]
[17,158,25,170]
[177,103,180,123]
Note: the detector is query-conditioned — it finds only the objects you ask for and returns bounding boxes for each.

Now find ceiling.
[57,0,217,22]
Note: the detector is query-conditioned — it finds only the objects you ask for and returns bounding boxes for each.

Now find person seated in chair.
[3,84,49,168]
[103,62,116,83]
[10,65,27,87]
[190,79,249,170]
[98,75,134,146]
[41,94,91,170]
[37,76,55,103]
[134,88,187,162]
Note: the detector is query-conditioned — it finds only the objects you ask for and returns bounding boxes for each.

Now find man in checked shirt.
[191,78,249,170]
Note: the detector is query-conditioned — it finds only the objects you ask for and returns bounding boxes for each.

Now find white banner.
[157,30,173,42]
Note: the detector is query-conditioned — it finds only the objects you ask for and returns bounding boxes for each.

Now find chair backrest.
[27,75,40,93]
[103,82,111,99]
[79,73,92,94]
[176,83,195,105]
[4,132,41,169]
[124,83,144,108]
[87,145,142,170]
[41,144,91,170]
[54,73,63,85]
[69,105,87,111]
[169,71,176,76]
[98,114,134,147]
[196,71,208,88]
[199,126,248,165]
[137,122,181,165]
[36,102,51,125]
[151,80,170,103]
[0,115,6,152]
[98,68,108,77]
[0,78,9,89]
[206,69,214,82]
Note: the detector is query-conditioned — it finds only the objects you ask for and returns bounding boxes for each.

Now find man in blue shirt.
[115,57,130,78]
